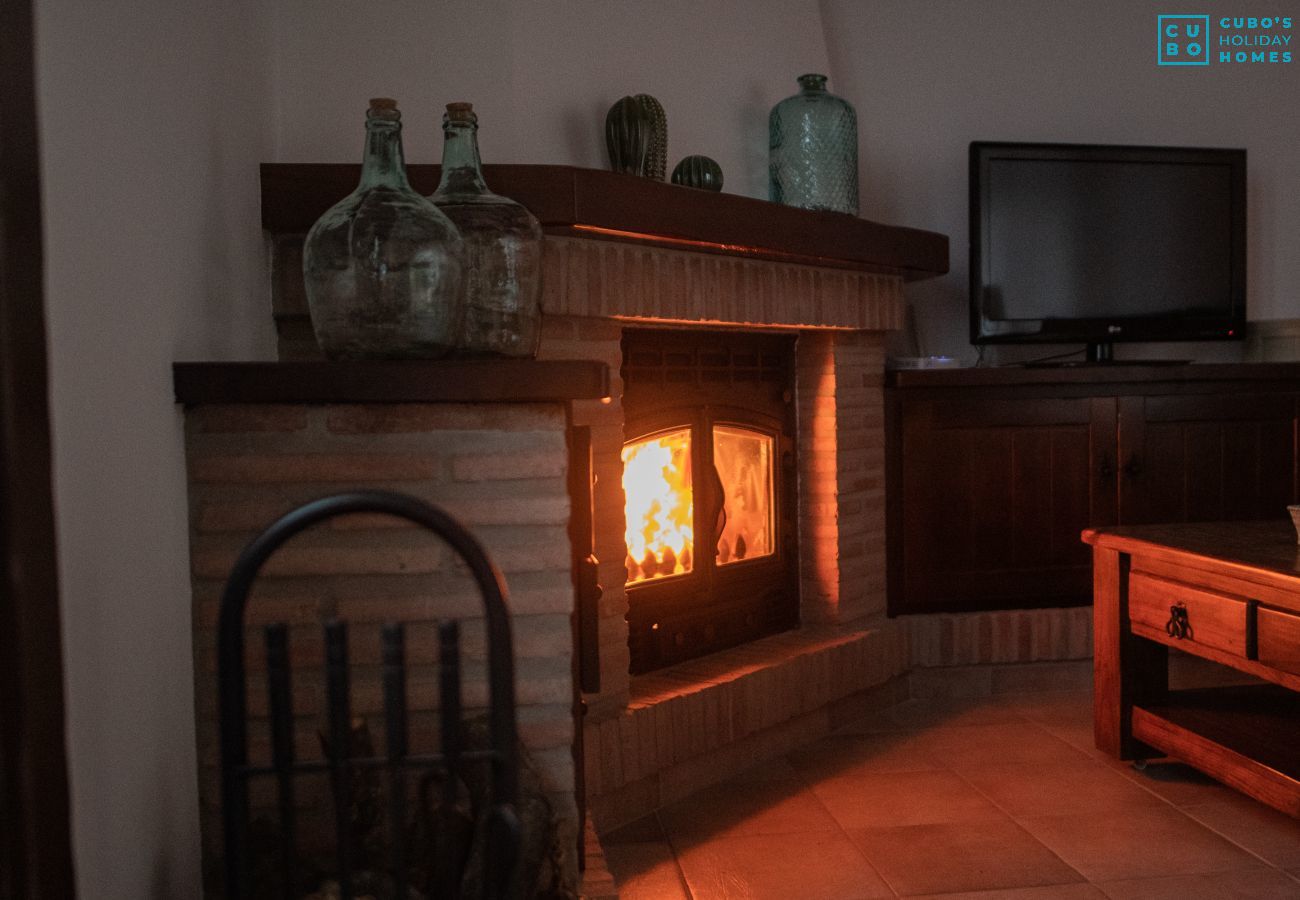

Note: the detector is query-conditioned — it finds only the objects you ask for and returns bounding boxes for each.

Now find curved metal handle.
[1165,603,1190,640]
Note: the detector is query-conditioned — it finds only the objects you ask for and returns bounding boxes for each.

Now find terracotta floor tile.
[786,731,942,780]
[909,884,1107,900]
[675,830,893,900]
[658,775,840,843]
[958,759,1166,818]
[1019,806,1262,882]
[831,713,913,735]
[833,711,912,735]
[603,691,1300,900]
[1096,868,1300,899]
[727,755,803,783]
[909,721,1094,770]
[991,661,1092,694]
[998,690,1094,727]
[1119,760,1243,806]
[601,813,665,845]
[845,696,1028,733]
[811,767,1006,829]
[878,697,1029,733]
[1182,795,1300,868]
[847,818,1085,896]
[601,840,691,900]
[1034,720,1114,761]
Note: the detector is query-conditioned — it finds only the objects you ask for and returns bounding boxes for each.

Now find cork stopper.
[445,102,477,124]
[367,97,400,121]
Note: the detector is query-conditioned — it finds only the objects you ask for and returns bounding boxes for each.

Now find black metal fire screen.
[217,490,520,900]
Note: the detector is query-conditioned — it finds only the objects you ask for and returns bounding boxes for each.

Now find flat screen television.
[970,142,1246,361]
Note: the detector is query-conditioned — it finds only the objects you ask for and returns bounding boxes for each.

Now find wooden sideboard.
[886,363,1300,615]
[1085,522,1300,817]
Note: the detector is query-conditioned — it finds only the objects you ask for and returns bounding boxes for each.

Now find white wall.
[35,1,828,893]
[271,0,832,199]
[36,1,276,896]
[822,0,1300,363]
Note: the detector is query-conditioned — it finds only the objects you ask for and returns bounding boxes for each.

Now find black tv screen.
[970,142,1246,352]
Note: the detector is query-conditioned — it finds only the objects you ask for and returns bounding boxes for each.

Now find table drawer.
[1258,606,1300,676]
[1129,571,1248,657]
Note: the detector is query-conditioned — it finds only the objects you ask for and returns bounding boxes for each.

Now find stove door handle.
[709,462,727,556]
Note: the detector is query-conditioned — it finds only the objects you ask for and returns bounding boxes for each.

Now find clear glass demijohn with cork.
[302,98,465,359]
[430,102,543,358]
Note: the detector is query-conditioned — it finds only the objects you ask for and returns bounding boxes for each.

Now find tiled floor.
[600,690,1300,899]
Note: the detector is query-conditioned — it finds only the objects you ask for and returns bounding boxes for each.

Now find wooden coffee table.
[1085,521,1300,817]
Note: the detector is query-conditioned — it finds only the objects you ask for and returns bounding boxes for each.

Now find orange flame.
[713,425,773,566]
[622,430,694,584]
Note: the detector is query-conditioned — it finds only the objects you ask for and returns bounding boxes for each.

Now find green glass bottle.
[430,102,543,358]
[769,74,859,215]
[303,98,465,359]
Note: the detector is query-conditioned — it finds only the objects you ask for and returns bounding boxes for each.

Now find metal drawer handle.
[1165,603,1191,640]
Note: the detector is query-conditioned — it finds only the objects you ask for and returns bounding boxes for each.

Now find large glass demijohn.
[430,102,543,358]
[303,98,465,360]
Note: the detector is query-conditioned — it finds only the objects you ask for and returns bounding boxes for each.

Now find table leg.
[1092,546,1167,759]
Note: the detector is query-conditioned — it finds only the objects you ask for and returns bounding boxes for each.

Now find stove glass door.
[622,427,694,584]
[713,425,775,567]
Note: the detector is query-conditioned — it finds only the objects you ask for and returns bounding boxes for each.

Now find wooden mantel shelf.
[261,164,949,281]
[173,360,610,405]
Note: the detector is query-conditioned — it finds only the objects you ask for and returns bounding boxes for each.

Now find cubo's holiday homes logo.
[1158,14,1293,65]
[1159,15,1210,64]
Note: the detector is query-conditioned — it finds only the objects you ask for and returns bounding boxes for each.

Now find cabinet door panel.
[1254,419,1294,516]
[1011,429,1054,568]
[920,426,975,572]
[1129,420,1186,523]
[1051,429,1096,565]
[967,429,1015,570]
[1185,422,1226,522]
[1222,420,1295,520]
[1120,394,1298,525]
[898,395,1112,612]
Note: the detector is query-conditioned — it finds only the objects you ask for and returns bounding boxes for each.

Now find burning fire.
[623,429,694,583]
[713,425,773,566]
[622,425,776,585]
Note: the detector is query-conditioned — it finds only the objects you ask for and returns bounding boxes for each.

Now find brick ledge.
[628,624,889,708]
[583,622,909,830]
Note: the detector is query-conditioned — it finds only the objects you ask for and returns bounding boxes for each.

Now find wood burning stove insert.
[621,329,799,673]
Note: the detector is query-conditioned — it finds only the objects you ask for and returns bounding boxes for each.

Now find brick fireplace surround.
[174,166,1094,891]
[535,243,917,819]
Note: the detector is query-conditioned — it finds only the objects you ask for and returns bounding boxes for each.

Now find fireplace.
[620,329,799,673]
[253,162,952,840]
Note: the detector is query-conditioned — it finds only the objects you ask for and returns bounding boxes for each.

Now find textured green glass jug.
[303,99,465,359]
[768,74,859,216]
[430,102,543,358]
